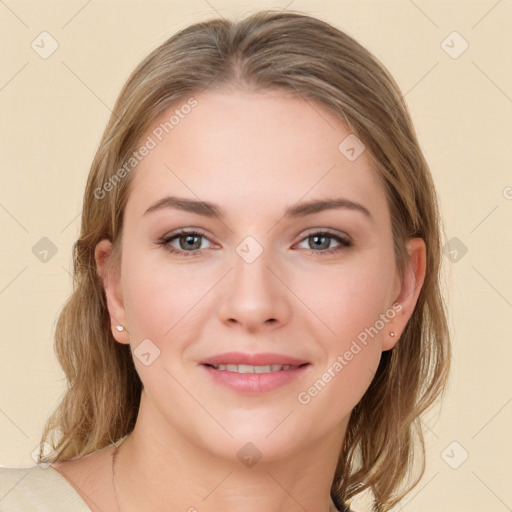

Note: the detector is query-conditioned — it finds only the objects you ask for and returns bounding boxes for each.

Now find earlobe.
[382,309,401,351]
[94,239,130,345]
[382,238,426,351]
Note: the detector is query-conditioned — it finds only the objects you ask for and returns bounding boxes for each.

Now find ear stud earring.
[390,331,396,337]
[115,325,124,332]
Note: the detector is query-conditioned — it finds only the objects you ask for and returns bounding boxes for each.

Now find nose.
[217,245,291,333]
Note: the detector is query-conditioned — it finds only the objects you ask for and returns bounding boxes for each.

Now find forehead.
[125,89,388,223]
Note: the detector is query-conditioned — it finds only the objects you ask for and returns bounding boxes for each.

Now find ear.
[382,237,427,351]
[94,239,129,345]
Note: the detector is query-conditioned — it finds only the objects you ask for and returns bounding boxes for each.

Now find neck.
[113,394,347,512]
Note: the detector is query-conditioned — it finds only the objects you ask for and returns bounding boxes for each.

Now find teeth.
[238,364,254,374]
[210,363,297,373]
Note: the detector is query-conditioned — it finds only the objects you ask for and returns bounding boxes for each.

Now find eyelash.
[158,229,352,257]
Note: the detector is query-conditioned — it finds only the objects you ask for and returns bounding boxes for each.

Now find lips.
[199,352,311,394]
[208,363,299,373]
[200,351,309,367]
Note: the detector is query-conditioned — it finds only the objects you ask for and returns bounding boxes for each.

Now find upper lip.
[200,352,310,367]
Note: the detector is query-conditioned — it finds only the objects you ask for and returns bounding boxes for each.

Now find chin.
[198,411,310,459]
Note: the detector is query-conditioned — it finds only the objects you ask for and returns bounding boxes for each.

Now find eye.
[158,229,352,257]
[159,229,213,256]
[295,231,351,255]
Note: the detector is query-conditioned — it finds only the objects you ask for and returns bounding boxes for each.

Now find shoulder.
[0,465,90,511]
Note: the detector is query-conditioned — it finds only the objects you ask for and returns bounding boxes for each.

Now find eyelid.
[163,227,209,238]
[293,229,352,252]
[298,227,351,241]
[160,228,216,248]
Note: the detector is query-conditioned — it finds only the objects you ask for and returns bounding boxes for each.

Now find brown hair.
[40,10,450,511]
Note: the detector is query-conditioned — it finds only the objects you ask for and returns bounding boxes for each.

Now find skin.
[52,89,426,512]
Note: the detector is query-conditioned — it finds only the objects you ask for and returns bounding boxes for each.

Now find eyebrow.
[143,195,373,222]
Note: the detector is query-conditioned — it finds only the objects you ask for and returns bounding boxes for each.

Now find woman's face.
[98,89,423,462]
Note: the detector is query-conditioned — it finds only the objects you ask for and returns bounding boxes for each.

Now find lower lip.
[200,364,310,394]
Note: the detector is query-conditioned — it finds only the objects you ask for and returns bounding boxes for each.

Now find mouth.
[204,363,308,373]
[199,352,311,394]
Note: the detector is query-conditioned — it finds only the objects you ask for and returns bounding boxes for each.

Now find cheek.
[297,345,381,429]
[297,282,387,421]
[121,250,212,341]
[294,257,393,409]
[301,253,395,341]
[120,254,208,398]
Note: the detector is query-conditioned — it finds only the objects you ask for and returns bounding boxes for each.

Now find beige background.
[1,1,511,510]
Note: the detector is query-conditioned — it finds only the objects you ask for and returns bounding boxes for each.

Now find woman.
[0,10,450,512]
